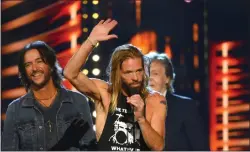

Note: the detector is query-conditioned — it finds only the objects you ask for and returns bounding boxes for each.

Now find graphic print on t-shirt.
[108,107,140,150]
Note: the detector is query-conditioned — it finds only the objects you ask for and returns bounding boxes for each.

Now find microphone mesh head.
[128,87,140,96]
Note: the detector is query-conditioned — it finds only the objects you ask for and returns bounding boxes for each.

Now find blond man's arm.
[64,19,118,102]
[138,93,167,150]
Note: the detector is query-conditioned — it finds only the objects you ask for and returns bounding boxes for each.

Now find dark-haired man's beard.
[29,70,51,90]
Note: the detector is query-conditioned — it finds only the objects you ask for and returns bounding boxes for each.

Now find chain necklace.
[34,90,58,107]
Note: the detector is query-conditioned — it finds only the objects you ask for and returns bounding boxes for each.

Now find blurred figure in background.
[2,41,96,151]
[146,52,210,151]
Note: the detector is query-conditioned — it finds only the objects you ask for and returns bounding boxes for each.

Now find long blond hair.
[106,44,150,113]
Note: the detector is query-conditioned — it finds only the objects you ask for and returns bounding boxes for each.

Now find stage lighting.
[92,54,100,62]
[82,69,89,75]
[184,0,192,3]
[92,0,99,5]
[92,110,96,117]
[82,14,88,19]
[92,13,99,19]
[82,0,88,4]
[83,28,88,32]
[92,68,100,76]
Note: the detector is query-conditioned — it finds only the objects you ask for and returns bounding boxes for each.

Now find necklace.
[35,90,58,101]
[47,120,53,132]
[34,90,58,107]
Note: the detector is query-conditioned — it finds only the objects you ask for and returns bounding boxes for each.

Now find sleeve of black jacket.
[184,100,210,150]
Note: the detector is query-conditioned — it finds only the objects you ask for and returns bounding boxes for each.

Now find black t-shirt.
[34,89,61,150]
[97,93,149,151]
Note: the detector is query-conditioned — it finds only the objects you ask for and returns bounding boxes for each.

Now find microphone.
[127,87,140,143]
[128,87,140,97]
[127,87,140,116]
[128,87,140,110]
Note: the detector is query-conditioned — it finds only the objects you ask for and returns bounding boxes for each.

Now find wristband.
[87,37,99,48]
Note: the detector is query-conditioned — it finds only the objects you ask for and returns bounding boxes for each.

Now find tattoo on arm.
[160,100,166,105]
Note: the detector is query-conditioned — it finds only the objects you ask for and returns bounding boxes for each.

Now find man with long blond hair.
[64,19,166,151]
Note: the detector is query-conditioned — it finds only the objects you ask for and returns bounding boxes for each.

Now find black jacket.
[165,93,210,151]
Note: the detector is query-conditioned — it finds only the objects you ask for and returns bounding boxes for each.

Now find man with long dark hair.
[2,41,96,151]
[146,52,210,150]
[64,19,167,151]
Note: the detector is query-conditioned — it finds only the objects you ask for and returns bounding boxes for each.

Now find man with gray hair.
[146,52,209,150]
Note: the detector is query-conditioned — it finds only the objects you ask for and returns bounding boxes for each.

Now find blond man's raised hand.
[88,19,118,44]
